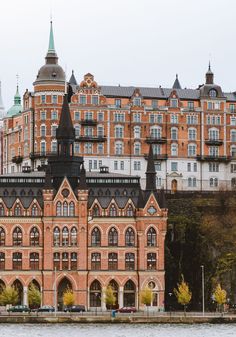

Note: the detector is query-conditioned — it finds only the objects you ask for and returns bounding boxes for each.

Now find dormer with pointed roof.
[172,74,182,89]
[69,70,77,86]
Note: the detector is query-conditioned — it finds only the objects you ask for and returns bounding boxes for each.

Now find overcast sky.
[0,0,236,109]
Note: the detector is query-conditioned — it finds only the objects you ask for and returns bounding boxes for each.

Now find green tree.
[28,283,41,309]
[213,283,227,312]
[174,276,192,314]
[0,286,19,306]
[104,285,116,309]
[63,288,75,308]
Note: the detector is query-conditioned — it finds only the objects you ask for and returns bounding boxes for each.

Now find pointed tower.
[145,145,156,191]
[7,83,23,117]
[172,74,182,89]
[0,81,5,120]
[206,62,214,84]
[69,70,77,86]
[34,21,65,86]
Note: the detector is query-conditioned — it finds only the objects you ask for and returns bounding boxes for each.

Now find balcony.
[76,135,107,142]
[196,155,231,162]
[144,154,168,160]
[80,119,97,126]
[12,155,23,164]
[145,137,167,144]
[205,139,223,146]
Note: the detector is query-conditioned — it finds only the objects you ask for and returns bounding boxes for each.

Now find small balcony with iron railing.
[76,135,107,142]
[196,155,231,162]
[145,136,167,144]
[144,154,168,160]
[80,119,97,126]
[205,139,223,146]
[12,155,23,164]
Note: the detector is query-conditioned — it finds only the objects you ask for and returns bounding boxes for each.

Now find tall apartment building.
[3,22,236,192]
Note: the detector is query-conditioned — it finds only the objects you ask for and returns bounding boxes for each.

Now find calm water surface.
[0,324,236,337]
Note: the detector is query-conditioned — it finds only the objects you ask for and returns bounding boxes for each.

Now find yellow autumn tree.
[104,285,116,309]
[140,287,153,306]
[63,288,75,308]
[213,283,227,312]
[0,286,19,306]
[174,276,192,314]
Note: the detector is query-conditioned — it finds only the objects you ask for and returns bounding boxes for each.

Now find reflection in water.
[0,324,236,337]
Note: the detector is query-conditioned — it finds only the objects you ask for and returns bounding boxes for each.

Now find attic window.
[170,99,178,108]
[209,89,217,98]
[133,97,141,106]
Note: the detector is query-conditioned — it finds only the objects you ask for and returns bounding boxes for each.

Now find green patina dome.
[7,86,23,117]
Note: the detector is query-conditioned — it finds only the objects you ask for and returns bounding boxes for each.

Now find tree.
[174,276,192,314]
[28,283,41,309]
[104,285,116,309]
[0,286,18,306]
[63,288,75,308]
[140,287,153,306]
[213,283,227,312]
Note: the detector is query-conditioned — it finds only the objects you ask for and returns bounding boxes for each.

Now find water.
[0,324,236,337]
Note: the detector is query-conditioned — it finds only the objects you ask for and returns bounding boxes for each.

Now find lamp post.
[54,267,57,316]
[200,265,205,316]
[169,292,173,317]
[95,292,98,316]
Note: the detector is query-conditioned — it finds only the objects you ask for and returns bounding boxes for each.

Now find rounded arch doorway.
[57,277,72,311]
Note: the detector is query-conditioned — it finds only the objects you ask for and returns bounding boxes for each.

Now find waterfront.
[0,324,236,337]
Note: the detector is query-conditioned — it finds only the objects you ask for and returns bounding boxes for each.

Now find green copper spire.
[48,21,55,53]
[7,82,22,117]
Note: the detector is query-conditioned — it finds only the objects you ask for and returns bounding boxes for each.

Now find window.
[51,110,57,120]
[30,227,39,246]
[71,252,77,270]
[74,111,80,121]
[194,163,197,172]
[209,89,217,98]
[114,161,118,170]
[155,161,161,171]
[207,101,213,110]
[40,111,46,120]
[0,227,5,246]
[209,163,219,172]
[170,99,178,108]
[133,97,141,106]
[209,128,219,140]
[133,113,141,123]
[51,125,57,137]
[80,95,86,104]
[125,228,135,246]
[231,130,236,142]
[108,227,118,246]
[114,112,125,122]
[170,114,178,124]
[62,252,69,270]
[229,104,235,113]
[108,252,118,270]
[0,252,5,270]
[71,227,77,246]
[14,204,21,216]
[210,177,218,187]
[150,126,161,139]
[97,112,104,122]
[85,143,93,154]
[97,143,104,154]
[171,162,178,171]
[171,127,178,140]
[188,144,197,157]
[153,144,161,155]
[147,253,156,270]
[156,177,162,187]
[13,227,22,246]
[171,143,178,156]
[125,253,135,270]
[231,146,236,158]
[13,252,22,270]
[147,227,157,247]
[115,125,124,138]
[69,202,75,216]
[0,204,5,216]
[40,141,46,155]
[41,95,46,104]
[90,280,101,307]
[30,252,39,270]
[126,205,134,216]
[188,128,197,140]
[188,177,197,187]
[209,146,219,157]
[91,227,101,247]
[51,141,57,153]
[134,126,141,139]
[75,125,80,137]
[53,252,60,270]
[92,95,99,105]
[187,115,198,124]
[74,143,80,154]
[120,161,124,170]
[62,227,69,246]
[115,99,121,108]
[115,141,123,155]
[97,125,104,137]
[53,227,60,246]
[231,117,236,126]
[56,201,62,216]
[85,126,93,137]
[91,253,101,270]
[188,101,194,111]
[63,202,68,216]
[134,142,141,155]
[187,163,191,172]
[134,161,141,170]
[92,205,100,217]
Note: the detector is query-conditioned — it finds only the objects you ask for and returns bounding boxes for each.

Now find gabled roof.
[172,74,182,89]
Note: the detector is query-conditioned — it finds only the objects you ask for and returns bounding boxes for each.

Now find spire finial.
[16,73,19,92]
[48,20,56,53]
[208,61,211,71]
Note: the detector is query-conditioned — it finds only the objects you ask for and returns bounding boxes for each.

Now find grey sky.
[0,0,235,109]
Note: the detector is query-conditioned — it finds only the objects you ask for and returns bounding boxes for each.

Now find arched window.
[13,252,22,270]
[62,252,69,270]
[134,126,141,139]
[134,142,141,155]
[53,252,60,270]
[56,202,62,216]
[209,89,217,98]
[209,128,219,140]
[147,253,156,270]
[30,227,39,246]
[71,252,77,270]
[0,252,5,270]
[69,202,75,216]
[108,252,118,270]
[188,143,197,157]
[0,227,5,246]
[108,227,118,246]
[14,204,22,216]
[126,205,134,217]
[90,280,101,307]
[124,280,136,307]
[0,204,5,216]
[125,227,135,246]
[30,252,39,270]
[91,227,101,246]
[210,177,218,187]
[125,253,135,270]
[31,204,38,216]
[171,127,178,140]
[13,227,22,246]
[70,227,77,246]
[63,202,68,216]
[115,141,124,155]
[150,126,161,139]
[188,128,197,141]
[115,125,124,138]
[91,253,101,270]
[171,143,178,156]
[53,227,60,246]
[62,227,69,246]
[109,204,117,217]
[147,227,157,247]
[92,205,100,217]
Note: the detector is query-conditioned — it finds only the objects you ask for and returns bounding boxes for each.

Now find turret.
[206,62,214,85]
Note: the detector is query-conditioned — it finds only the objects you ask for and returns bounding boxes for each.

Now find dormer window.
[92,95,99,105]
[209,89,217,98]
[170,99,178,108]
[80,95,86,104]
[133,97,141,106]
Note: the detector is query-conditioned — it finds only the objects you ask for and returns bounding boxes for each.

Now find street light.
[200,265,205,316]
[168,292,173,318]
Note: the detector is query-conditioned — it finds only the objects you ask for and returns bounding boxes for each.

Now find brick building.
[3,22,236,191]
[0,92,167,310]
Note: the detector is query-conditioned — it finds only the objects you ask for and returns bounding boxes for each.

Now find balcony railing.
[80,119,97,126]
[76,135,107,142]
[12,156,23,164]
[29,152,58,159]
[144,154,168,160]
[145,137,167,144]
[205,139,223,146]
[196,155,231,162]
